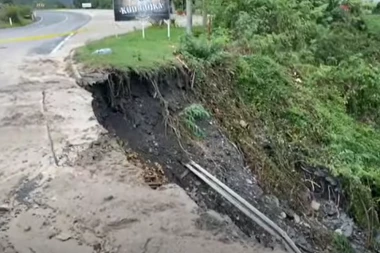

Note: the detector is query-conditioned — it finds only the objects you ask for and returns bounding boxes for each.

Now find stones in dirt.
[283,209,301,224]
[56,232,72,242]
[0,204,11,212]
[310,200,320,211]
[104,195,114,202]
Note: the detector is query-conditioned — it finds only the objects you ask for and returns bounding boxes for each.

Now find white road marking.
[50,32,75,55]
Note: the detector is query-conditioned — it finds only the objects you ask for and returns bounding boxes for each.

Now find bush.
[0,5,32,25]
[188,0,380,240]
[373,2,380,14]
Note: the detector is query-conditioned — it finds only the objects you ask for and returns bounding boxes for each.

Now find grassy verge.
[75,26,188,71]
[0,18,33,28]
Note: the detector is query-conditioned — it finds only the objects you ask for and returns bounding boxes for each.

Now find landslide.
[77,0,380,252]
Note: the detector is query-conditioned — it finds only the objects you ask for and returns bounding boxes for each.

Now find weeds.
[333,234,356,253]
[178,0,380,246]
[179,104,210,138]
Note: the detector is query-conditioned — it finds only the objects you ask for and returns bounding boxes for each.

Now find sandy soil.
[0,11,285,253]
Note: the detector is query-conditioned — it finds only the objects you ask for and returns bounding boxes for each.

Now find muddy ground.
[82,68,372,253]
[0,11,291,253]
[0,53,291,253]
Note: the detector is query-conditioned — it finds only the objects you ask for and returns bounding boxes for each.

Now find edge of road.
[50,11,93,55]
[69,49,82,80]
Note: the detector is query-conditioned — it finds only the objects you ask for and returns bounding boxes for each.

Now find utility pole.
[186,0,192,34]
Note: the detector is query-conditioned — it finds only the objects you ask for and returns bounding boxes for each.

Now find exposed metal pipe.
[184,161,301,253]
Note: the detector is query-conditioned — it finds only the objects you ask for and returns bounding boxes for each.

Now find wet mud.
[89,70,282,247]
[86,69,370,253]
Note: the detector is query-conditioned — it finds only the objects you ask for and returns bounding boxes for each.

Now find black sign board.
[114,0,170,21]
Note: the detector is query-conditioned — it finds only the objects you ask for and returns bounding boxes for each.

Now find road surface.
[0,10,91,55]
[0,10,285,253]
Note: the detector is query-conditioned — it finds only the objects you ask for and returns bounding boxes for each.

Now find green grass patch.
[0,18,33,28]
[75,26,188,71]
[179,104,211,138]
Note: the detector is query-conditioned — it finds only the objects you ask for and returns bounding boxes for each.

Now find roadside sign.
[36,2,45,8]
[113,0,170,21]
[82,2,92,8]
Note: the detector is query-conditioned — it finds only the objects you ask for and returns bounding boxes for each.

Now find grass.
[179,104,210,138]
[75,26,188,70]
[0,17,33,28]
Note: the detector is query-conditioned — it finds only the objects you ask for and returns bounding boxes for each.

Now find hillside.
[74,0,380,252]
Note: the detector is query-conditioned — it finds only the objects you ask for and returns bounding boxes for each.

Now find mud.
[85,67,376,253]
[89,71,283,246]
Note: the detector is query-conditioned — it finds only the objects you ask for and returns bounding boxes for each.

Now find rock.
[340,218,354,237]
[264,195,280,207]
[56,232,72,242]
[104,195,114,201]
[280,212,287,219]
[0,205,11,212]
[301,222,311,228]
[47,229,58,239]
[325,176,337,186]
[92,48,113,55]
[24,226,31,232]
[239,120,248,128]
[311,200,321,211]
[206,210,227,224]
[293,214,301,224]
[323,201,337,216]
[335,228,343,235]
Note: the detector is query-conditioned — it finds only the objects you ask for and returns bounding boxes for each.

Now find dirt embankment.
[78,66,371,253]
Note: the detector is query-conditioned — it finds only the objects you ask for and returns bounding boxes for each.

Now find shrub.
[0,5,32,25]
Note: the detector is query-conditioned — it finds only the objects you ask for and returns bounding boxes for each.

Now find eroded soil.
[0,50,285,253]
[86,69,372,253]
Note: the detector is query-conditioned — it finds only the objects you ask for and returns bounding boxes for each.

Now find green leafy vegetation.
[333,234,356,253]
[75,27,186,71]
[180,104,210,138]
[179,0,380,244]
[75,0,380,248]
[0,4,33,28]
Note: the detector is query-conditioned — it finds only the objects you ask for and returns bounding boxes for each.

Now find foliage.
[373,2,380,14]
[333,234,356,253]
[178,31,230,67]
[180,0,380,245]
[0,4,32,26]
[180,104,210,138]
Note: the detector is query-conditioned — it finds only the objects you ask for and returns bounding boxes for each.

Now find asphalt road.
[0,10,91,55]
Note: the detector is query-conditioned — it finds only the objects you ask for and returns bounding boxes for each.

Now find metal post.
[186,0,192,34]
[142,21,145,39]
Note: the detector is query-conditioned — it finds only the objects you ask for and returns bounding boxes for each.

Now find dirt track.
[0,10,287,253]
